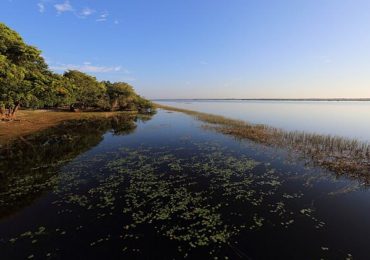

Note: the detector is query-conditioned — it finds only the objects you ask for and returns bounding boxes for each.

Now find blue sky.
[1,0,370,98]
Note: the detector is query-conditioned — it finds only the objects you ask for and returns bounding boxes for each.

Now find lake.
[0,109,369,259]
[156,100,370,141]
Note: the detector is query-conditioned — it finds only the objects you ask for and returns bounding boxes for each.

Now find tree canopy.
[0,23,153,119]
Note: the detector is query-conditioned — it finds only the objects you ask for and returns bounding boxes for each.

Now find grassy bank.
[0,110,135,145]
[156,104,370,184]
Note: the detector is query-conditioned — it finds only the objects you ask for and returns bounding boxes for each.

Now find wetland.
[0,108,370,259]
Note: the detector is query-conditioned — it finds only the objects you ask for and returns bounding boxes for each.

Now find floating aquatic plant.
[156,104,370,185]
[1,112,356,259]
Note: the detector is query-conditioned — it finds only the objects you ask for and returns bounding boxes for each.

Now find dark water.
[0,110,369,259]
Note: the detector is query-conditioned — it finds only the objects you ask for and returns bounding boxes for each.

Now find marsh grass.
[156,104,370,183]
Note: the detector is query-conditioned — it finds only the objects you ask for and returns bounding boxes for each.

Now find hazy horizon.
[2,0,370,99]
[152,97,370,100]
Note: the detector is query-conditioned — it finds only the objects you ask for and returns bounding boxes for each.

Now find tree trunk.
[110,98,119,111]
[9,102,20,119]
[0,107,5,120]
[6,107,12,119]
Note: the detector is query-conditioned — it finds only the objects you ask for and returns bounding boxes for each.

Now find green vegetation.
[156,104,370,184]
[0,110,358,259]
[0,138,317,257]
[0,23,153,120]
[0,113,152,218]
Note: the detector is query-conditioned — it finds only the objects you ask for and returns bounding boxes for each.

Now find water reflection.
[0,113,154,219]
[0,111,369,259]
[157,100,370,141]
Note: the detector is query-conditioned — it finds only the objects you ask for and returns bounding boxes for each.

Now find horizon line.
[152,98,370,101]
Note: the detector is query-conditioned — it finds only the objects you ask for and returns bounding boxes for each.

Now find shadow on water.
[0,113,155,219]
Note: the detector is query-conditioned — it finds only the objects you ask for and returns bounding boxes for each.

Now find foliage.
[64,70,107,109]
[0,23,50,116]
[0,113,144,218]
[0,23,153,118]
[158,104,370,183]
[104,81,154,112]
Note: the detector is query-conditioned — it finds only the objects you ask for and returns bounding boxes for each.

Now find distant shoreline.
[153,98,370,102]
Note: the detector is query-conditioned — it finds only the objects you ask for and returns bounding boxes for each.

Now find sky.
[1,0,370,99]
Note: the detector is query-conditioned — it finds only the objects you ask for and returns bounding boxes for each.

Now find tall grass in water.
[156,104,370,184]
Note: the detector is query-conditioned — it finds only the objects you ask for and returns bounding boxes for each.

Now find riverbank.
[0,110,135,145]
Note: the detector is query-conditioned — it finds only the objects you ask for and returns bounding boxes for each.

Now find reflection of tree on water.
[0,113,154,219]
[109,114,152,135]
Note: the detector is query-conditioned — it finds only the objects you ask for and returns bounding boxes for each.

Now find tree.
[103,81,154,112]
[34,73,76,108]
[63,70,108,110]
[0,23,50,119]
[0,22,154,119]
[135,95,154,112]
[104,81,135,110]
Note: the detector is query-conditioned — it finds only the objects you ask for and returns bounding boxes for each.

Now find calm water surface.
[0,110,369,259]
[157,100,370,141]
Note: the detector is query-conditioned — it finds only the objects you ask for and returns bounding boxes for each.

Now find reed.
[156,104,370,183]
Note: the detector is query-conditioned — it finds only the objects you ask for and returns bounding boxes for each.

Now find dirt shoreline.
[0,110,135,145]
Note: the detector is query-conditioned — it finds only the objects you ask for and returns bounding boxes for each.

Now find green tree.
[0,23,50,118]
[104,81,153,112]
[0,22,154,119]
[63,70,108,110]
[104,81,136,110]
[34,73,76,108]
